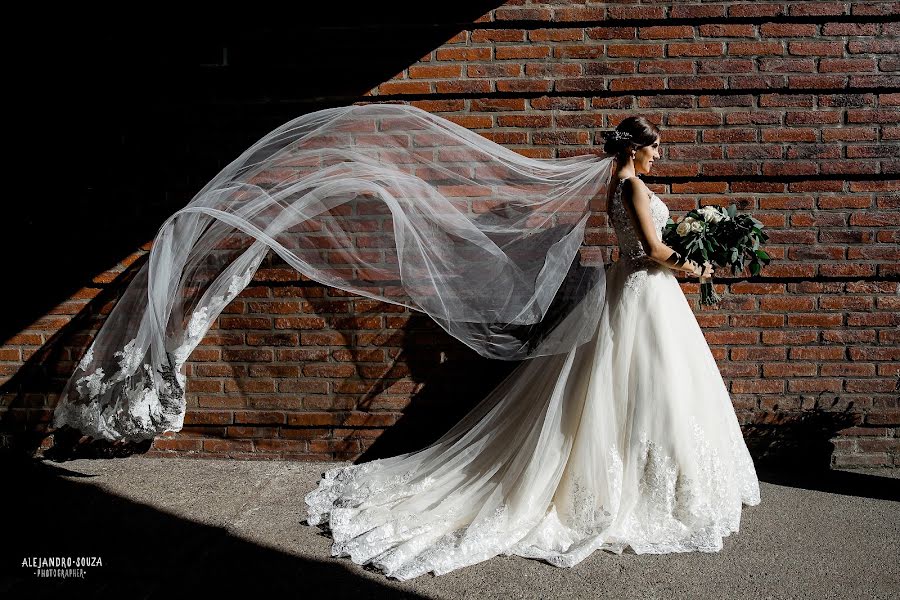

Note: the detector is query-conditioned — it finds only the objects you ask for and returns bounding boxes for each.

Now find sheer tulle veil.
[52,103,618,442]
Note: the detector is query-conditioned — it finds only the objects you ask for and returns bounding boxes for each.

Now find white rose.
[698,206,723,223]
[691,220,704,232]
[676,220,692,236]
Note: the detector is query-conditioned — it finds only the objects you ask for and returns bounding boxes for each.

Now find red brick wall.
[2,1,898,469]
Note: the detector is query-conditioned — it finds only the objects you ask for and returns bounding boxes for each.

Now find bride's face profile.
[632,136,661,176]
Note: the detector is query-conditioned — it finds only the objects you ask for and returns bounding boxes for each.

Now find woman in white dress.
[45,102,759,579]
[303,116,762,581]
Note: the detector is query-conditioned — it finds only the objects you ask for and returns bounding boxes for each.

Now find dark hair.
[601,116,660,156]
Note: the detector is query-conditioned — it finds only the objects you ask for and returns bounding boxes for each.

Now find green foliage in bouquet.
[661,203,771,306]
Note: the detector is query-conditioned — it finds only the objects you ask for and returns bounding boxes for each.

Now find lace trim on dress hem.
[303,414,760,581]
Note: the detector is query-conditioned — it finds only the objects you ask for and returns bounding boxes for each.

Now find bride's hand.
[699,261,714,278]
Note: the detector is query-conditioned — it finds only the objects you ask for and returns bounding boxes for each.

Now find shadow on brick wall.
[747,403,900,500]
[0,254,152,459]
[2,1,506,458]
[745,403,860,472]
[0,246,519,463]
[6,2,503,343]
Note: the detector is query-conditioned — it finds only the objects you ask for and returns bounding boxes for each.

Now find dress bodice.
[608,177,669,265]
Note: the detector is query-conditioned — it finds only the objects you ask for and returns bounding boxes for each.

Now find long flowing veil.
[52,103,617,441]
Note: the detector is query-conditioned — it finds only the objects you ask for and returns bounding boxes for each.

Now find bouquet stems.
[698,276,723,307]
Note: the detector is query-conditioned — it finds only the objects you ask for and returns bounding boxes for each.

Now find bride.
[302,116,761,580]
[49,104,760,581]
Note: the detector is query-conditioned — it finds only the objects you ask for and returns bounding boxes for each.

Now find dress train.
[303,178,761,580]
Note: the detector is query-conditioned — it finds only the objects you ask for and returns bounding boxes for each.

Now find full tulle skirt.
[303,260,761,581]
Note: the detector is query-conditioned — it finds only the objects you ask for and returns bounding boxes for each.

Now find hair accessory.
[602,130,632,142]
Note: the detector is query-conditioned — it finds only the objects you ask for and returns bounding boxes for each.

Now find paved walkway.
[3,456,899,599]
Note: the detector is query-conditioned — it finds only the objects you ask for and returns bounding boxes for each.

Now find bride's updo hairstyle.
[600,117,660,157]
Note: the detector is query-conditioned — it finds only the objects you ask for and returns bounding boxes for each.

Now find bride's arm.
[620,178,704,276]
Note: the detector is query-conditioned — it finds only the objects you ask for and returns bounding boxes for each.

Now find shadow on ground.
[0,454,426,598]
[756,464,900,502]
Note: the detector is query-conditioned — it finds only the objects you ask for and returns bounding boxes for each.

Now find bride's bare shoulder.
[620,176,651,203]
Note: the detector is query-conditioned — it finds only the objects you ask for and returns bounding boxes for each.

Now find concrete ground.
[3,456,898,599]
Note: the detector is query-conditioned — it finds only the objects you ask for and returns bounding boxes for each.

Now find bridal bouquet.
[662,203,770,307]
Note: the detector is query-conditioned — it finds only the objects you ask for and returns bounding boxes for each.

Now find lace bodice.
[608,177,669,265]
[607,177,670,294]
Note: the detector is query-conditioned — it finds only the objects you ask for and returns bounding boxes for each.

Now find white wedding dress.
[303,176,761,581]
